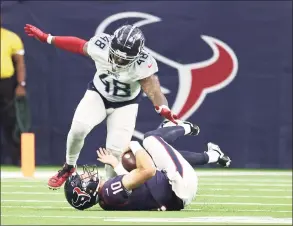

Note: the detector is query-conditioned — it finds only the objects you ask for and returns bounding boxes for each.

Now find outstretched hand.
[97,148,119,168]
[24,24,49,42]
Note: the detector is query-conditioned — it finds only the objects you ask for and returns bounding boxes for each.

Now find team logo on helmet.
[72,187,91,208]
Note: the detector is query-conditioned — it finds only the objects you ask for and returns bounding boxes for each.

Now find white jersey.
[86,33,158,102]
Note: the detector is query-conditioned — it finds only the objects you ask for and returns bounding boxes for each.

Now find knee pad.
[68,121,93,140]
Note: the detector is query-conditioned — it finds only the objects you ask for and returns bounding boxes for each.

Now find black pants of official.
[0,76,20,165]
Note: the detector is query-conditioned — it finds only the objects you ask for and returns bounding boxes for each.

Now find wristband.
[19,81,26,87]
[129,141,144,155]
[47,34,53,44]
[155,105,169,114]
[114,163,129,175]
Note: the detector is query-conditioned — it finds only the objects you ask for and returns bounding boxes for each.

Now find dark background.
[1,1,292,168]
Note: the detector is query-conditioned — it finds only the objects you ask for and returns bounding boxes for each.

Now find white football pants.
[143,135,198,206]
[67,90,138,179]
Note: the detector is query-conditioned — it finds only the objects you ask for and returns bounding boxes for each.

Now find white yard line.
[1,171,292,179]
[2,192,292,199]
[1,205,72,209]
[1,214,106,219]
[191,202,292,206]
[2,199,292,206]
[3,215,291,224]
[3,179,292,185]
[1,205,292,213]
[1,200,66,203]
[197,194,292,199]
[200,183,292,187]
[1,215,292,224]
[1,185,41,188]
[200,188,292,192]
[186,208,292,213]
[200,179,292,183]
[1,192,63,195]
[104,216,293,224]
[1,185,292,192]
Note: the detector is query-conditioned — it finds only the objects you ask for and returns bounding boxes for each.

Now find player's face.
[109,53,131,66]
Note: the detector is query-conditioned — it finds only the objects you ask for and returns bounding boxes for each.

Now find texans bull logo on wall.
[96,12,239,140]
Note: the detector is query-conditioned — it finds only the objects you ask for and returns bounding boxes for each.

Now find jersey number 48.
[100,74,131,97]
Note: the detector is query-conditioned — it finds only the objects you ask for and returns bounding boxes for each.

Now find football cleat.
[182,121,200,136]
[207,142,231,167]
[160,119,179,128]
[48,163,76,190]
[161,120,200,136]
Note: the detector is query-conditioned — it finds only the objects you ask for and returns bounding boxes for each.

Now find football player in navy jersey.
[64,121,231,211]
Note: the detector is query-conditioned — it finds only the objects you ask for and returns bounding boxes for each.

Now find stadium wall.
[1,1,292,168]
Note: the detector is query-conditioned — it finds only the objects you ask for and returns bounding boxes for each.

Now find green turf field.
[1,168,292,225]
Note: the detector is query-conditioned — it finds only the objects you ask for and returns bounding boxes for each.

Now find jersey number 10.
[108,181,123,195]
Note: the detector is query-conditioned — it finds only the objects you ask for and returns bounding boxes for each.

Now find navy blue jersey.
[98,171,183,211]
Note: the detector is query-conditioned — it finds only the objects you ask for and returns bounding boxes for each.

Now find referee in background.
[1,21,27,165]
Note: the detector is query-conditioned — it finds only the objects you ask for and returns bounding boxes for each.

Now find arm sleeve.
[53,36,87,55]
[114,163,129,175]
[11,33,25,55]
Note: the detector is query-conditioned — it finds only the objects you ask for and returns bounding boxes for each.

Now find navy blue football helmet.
[64,165,100,210]
[109,25,145,70]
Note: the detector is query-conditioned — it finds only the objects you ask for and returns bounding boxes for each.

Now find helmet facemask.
[79,165,100,193]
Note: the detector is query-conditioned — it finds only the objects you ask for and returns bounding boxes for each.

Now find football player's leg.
[178,150,209,166]
[48,90,107,189]
[142,134,185,177]
[145,124,229,167]
[144,124,190,144]
[66,90,107,165]
[105,104,138,179]
[142,135,198,205]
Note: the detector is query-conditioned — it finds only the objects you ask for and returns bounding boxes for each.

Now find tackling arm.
[139,74,168,106]
[139,75,178,124]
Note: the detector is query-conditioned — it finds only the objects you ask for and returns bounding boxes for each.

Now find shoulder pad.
[134,51,158,80]
[87,33,111,60]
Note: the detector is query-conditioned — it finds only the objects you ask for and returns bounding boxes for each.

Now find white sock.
[207,151,220,163]
[65,134,84,166]
[179,123,191,135]
[65,122,91,166]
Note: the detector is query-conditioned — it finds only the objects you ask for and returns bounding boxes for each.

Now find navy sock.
[144,127,185,144]
[178,150,209,165]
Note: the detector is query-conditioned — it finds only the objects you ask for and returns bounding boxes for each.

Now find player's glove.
[155,105,178,124]
[24,24,49,43]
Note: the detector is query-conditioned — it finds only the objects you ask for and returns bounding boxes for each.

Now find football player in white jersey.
[24,24,178,189]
